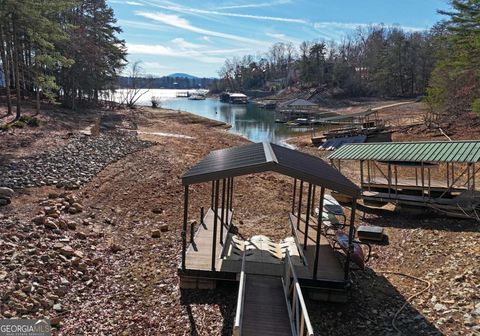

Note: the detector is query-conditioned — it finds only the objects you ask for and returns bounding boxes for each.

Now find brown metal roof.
[182,142,360,197]
[328,141,480,163]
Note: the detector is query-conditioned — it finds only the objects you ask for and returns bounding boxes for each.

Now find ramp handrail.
[283,251,314,336]
[233,250,247,336]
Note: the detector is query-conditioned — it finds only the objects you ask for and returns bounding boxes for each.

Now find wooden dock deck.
[290,213,345,283]
[185,208,233,272]
[181,209,347,294]
[241,275,292,336]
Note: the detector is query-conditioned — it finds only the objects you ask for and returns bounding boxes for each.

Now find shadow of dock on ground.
[180,282,237,336]
[306,268,444,335]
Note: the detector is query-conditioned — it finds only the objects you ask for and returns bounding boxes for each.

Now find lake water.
[110,89,309,146]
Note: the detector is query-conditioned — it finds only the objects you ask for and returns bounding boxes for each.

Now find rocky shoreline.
[0,106,479,335]
[0,132,152,191]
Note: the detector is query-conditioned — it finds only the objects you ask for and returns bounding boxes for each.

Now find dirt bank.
[0,105,479,335]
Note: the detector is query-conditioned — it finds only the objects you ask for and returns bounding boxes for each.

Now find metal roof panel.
[328,141,480,163]
[183,142,360,196]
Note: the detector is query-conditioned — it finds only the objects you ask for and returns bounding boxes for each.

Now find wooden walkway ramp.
[233,252,314,336]
[241,275,292,336]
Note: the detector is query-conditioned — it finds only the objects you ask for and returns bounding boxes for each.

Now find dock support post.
[226,178,230,223]
[292,179,297,214]
[181,185,189,270]
[311,185,316,216]
[387,163,392,198]
[452,164,455,185]
[473,163,476,192]
[313,187,325,279]
[229,178,234,211]
[428,167,432,199]
[394,165,398,196]
[421,163,425,201]
[344,199,357,281]
[468,164,471,191]
[211,180,220,271]
[296,181,304,229]
[303,183,313,249]
[210,181,214,210]
[190,221,195,245]
[446,163,449,187]
[367,161,371,191]
[360,160,364,186]
[220,179,226,245]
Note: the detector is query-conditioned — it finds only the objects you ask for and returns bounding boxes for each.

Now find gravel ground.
[0,105,479,335]
[0,133,152,190]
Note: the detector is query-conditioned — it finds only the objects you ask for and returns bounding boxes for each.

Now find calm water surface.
[112,89,309,146]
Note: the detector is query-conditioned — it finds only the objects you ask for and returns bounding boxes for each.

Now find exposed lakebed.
[112,89,308,145]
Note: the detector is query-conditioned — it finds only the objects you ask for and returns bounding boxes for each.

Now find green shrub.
[0,123,12,131]
[472,99,480,117]
[18,116,40,127]
[26,117,40,127]
[12,121,26,128]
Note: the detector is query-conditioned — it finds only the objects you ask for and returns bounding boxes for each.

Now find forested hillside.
[214,26,436,98]
[0,0,126,118]
[117,75,215,89]
[215,0,480,117]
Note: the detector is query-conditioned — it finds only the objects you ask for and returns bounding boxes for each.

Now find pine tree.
[427,0,480,115]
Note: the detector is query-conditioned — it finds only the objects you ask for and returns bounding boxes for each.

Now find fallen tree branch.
[438,128,452,141]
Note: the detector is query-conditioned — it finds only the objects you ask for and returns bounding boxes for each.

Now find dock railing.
[283,251,314,336]
[233,250,246,336]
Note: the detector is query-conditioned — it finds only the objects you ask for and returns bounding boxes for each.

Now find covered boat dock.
[328,141,480,216]
[275,98,324,122]
[179,142,364,335]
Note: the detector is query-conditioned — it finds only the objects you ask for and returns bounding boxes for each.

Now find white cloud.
[313,22,425,33]
[266,32,286,39]
[171,37,204,49]
[217,0,292,10]
[128,43,177,56]
[143,61,168,69]
[118,19,168,31]
[126,1,144,6]
[127,43,249,63]
[139,2,307,24]
[135,11,265,45]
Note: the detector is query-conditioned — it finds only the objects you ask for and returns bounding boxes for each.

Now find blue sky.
[108,0,450,78]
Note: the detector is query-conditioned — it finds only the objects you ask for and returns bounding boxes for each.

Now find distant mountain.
[117,75,216,89]
[167,73,198,79]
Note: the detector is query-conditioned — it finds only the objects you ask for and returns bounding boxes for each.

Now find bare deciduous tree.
[119,61,152,108]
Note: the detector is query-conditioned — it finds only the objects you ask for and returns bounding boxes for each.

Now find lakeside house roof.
[229,93,247,98]
[182,142,360,197]
[328,141,480,163]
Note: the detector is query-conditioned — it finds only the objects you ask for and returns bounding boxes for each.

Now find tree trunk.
[35,86,40,115]
[12,17,21,119]
[0,24,12,115]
